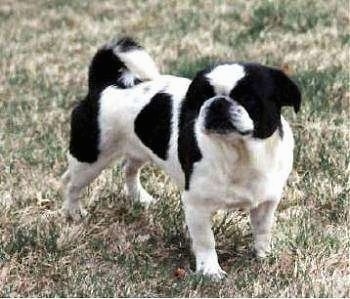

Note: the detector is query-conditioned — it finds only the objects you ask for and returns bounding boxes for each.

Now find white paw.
[197,263,227,281]
[254,242,270,258]
[61,203,88,222]
[255,247,271,258]
[196,250,227,280]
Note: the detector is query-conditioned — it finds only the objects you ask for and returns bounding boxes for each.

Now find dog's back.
[69,38,160,163]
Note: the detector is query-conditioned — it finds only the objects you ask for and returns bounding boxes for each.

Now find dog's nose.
[208,96,232,112]
[211,96,232,103]
[203,96,236,134]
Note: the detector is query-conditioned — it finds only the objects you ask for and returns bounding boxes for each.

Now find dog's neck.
[244,129,281,171]
[199,128,282,173]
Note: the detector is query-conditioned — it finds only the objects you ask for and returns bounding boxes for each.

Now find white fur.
[229,102,254,133]
[62,71,294,280]
[118,70,136,88]
[192,116,293,210]
[114,48,160,81]
[206,64,245,95]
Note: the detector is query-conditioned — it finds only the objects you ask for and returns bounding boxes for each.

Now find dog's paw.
[254,247,270,258]
[196,257,227,281]
[61,204,88,222]
[197,265,227,281]
[253,232,271,258]
[254,242,270,258]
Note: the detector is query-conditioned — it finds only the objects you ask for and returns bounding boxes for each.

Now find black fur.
[205,97,241,134]
[115,37,142,52]
[178,69,215,190]
[69,37,143,163]
[270,67,301,113]
[134,93,172,160]
[230,63,300,139]
[69,95,100,163]
[229,63,282,139]
[88,40,142,97]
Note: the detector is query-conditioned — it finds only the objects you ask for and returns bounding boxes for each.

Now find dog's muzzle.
[202,96,254,135]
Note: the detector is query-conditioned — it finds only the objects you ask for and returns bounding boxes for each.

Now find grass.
[0,0,349,297]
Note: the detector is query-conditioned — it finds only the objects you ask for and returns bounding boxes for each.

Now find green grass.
[0,0,349,297]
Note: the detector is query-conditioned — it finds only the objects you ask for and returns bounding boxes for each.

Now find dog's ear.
[270,68,301,113]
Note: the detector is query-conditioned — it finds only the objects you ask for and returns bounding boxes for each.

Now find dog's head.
[192,63,301,139]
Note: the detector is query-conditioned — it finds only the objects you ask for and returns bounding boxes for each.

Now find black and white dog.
[62,38,301,279]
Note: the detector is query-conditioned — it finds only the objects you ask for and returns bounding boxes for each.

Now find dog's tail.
[88,37,160,97]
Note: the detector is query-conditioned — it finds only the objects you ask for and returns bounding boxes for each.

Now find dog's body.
[62,38,301,279]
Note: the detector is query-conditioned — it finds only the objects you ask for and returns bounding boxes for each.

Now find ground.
[0,0,349,297]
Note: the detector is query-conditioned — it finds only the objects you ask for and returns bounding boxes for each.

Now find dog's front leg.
[250,200,278,257]
[183,193,226,280]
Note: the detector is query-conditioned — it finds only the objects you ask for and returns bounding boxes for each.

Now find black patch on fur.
[178,69,215,190]
[134,93,172,160]
[69,94,100,163]
[229,63,300,139]
[115,37,142,52]
[88,37,143,96]
[230,63,301,139]
[229,63,282,139]
[88,47,134,96]
[204,97,237,134]
[270,67,301,113]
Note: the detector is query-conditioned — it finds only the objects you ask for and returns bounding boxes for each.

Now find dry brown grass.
[0,0,349,297]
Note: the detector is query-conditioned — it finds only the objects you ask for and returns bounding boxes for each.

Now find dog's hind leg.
[122,158,155,206]
[62,154,113,221]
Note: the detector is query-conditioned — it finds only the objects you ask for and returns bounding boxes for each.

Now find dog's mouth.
[202,125,253,136]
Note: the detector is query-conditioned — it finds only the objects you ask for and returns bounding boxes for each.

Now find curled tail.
[88,37,160,97]
[69,37,159,163]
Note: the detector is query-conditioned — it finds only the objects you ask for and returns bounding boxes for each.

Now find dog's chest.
[216,164,274,208]
[192,139,284,208]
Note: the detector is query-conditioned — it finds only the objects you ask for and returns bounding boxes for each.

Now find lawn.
[0,0,349,297]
